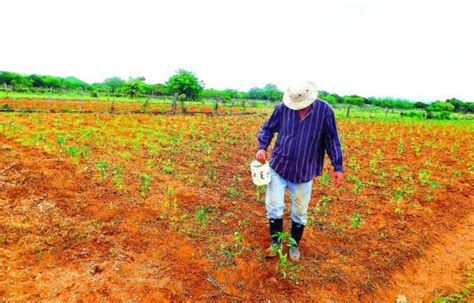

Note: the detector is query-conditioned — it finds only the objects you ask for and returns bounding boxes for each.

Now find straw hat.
[283,81,319,110]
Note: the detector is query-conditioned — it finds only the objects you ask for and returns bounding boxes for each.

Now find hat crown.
[283,80,318,110]
[287,81,317,103]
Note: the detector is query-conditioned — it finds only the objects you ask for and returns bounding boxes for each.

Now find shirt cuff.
[258,145,267,151]
[333,165,343,172]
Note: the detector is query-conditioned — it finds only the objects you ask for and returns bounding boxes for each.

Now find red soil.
[1,111,473,301]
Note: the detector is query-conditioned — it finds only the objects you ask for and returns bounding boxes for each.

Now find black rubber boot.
[291,220,305,245]
[265,218,283,258]
[269,218,283,244]
[289,220,305,261]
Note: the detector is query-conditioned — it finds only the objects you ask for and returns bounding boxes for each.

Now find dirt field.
[0,108,473,301]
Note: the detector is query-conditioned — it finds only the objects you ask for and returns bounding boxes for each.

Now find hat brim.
[283,90,318,110]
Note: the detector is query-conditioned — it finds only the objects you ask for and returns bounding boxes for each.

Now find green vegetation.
[270,232,298,279]
[2,70,472,119]
[432,264,474,303]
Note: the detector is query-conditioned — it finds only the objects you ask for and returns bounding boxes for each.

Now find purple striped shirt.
[257,100,343,183]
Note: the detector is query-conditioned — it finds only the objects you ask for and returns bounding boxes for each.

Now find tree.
[322,93,342,105]
[414,101,428,109]
[427,101,455,112]
[342,95,366,106]
[445,98,464,112]
[104,77,126,94]
[247,84,283,101]
[165,69,204,100]
[126,77,146,98]
[426,101,455,119]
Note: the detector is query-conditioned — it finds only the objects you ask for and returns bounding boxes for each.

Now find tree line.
[1,70,472,114]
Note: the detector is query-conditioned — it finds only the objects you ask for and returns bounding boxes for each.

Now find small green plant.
[227,186,242,198]
[56,134,66,145]
[195,205,209,228]
[162,161,174,174]
[112,166,123,189]
[352,180,364,195]
[64,146,79,158]
[397,139,405,154]
[347,156,360,171]
[163,187,177,210]
[207,167,217,180]
[255,185,266,203]
[96,160,109,181]
[139,173,151,198]
[418,169,431,184]
[432,263,473,303]
[270,232,298,279]
[320,195,332,208]
[369,156,378,172]
[1,103,12,110]
[220,231,244,263]
[79,145,92,159]
[320,172,330,185]
[350,213,364,229]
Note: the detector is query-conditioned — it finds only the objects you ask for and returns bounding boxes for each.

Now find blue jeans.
[265,168,313,225]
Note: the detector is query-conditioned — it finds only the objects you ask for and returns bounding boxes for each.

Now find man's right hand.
[256,149,267,164]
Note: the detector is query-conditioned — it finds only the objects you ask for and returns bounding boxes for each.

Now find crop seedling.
[139,173,151,198]
[96,160,109,181]
[112,166,123,189]
[163,186,178,210]
[79,145,92,159]
[255,185,266,204]
[56,135,66,145]
[350,213,364,229]
[320,172,330,185]
[207,167,217,181]
[397,139,405,155]
[195,205,209,228]
[162,161,174,174]
[227,187,242,198]
[352,180,364,196]
[347,156,360,171]
[270,232,298,279]
[418,169,431,184]
[320,195,332,209]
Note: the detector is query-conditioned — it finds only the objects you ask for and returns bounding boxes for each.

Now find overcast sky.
[1,0,473,101]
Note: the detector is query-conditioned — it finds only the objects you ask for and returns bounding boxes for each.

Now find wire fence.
[3,84,467,120]
[0,84,277,115]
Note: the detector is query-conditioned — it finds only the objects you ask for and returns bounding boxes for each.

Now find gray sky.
[1,0,473,101]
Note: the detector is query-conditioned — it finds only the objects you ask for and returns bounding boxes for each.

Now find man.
[256,81,344,261]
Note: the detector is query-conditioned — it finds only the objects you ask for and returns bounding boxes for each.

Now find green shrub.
[400,110,424,118]
[1,103,12,110]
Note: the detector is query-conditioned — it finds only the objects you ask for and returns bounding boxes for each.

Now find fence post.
[80,90,84,112]
[47,86,52,111]
[143,94,150,113]
[214,98,218,114]
[4,83,9,99]
[110,92,116,112]
[172,93,177,114]
[346,105,351,117]
[384,107,389,118]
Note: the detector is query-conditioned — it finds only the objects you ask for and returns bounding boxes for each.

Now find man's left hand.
[332,171,344,187]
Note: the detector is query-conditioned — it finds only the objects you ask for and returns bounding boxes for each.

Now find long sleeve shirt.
[257,100,343,183]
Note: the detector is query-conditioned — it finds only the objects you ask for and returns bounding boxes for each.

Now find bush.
[1,103,12,110]
[400,110,425,118]
[427,110,452,120]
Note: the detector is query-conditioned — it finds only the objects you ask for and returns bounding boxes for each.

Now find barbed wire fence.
[0,84,277,116]
[0,84,446,119]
